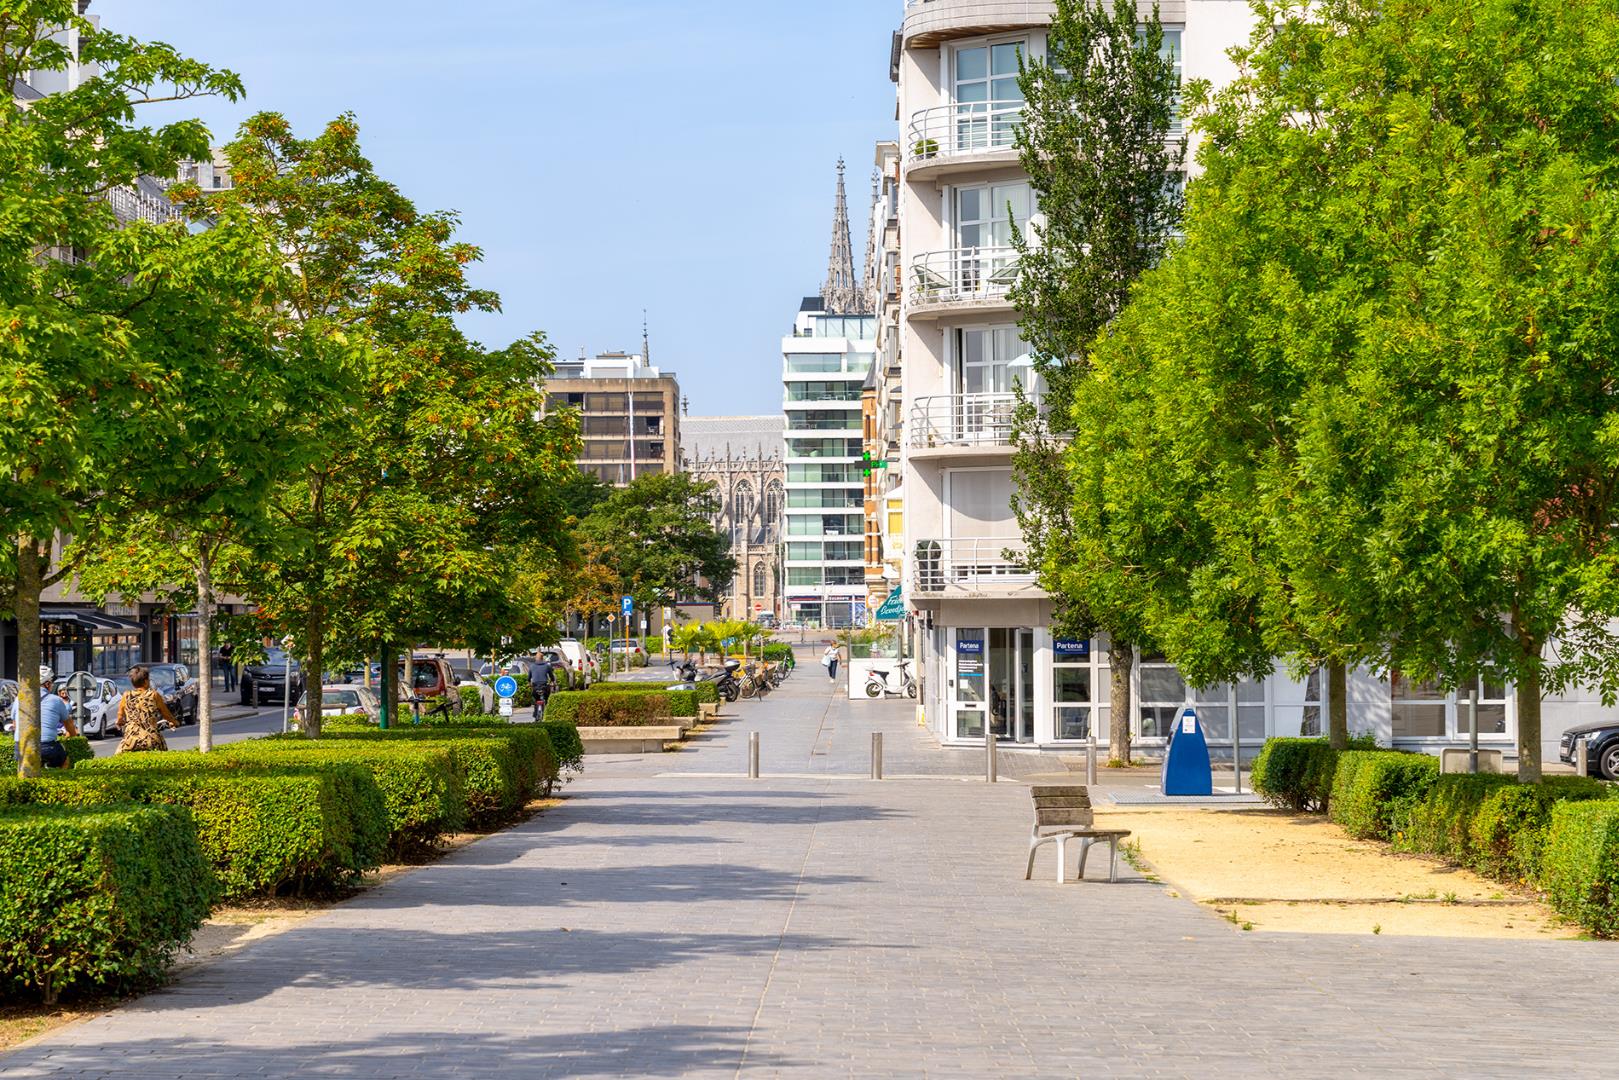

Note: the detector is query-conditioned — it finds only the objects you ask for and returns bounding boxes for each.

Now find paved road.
[6,673,1618,1078]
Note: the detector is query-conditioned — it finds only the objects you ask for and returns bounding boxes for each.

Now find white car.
[70,674,132,740]
[297,686,381,721]
[556,639,599,687]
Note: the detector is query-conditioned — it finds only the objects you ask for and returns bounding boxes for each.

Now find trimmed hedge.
[542,721,584,779]
[1329,750,1440,840]
[544,690,673,727]
[0,804,216,1002]
[1,734,94,767]
[5,761,387,899]
[319,723,560,814]
[1251,738,1339,813]
[1542,800,1619,937]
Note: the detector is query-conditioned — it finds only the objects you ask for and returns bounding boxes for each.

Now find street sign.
[498,696,514,717]
[493,675,518,699]
[621,595,634,617]
[874,589,905,621]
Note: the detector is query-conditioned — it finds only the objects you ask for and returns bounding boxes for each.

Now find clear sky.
[111,0,902,416]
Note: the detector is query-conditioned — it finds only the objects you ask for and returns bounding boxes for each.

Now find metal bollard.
[1467,690,1480,774]
[748,731,760,779]
[1086,733,1097,786]
[871,732,883,780]
[1229,682,1242,794]
[985,722,997,783]
[1576,736,1589,778]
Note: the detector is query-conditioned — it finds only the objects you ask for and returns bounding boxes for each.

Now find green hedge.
[591,679,718,706]
[1251,738,1340,813]
[318,723,560,813]
[542,721,584,779]
[4,761,386,899]
[544,690,673,727]
[1329,750,1440,840]
[1,734,95,767]
[0,804,216,1002]
[1542,800,1619,937]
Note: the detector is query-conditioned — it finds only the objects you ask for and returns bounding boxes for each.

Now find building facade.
[546,350,682,486]
[681,416,786,623]
[865,140,906,622]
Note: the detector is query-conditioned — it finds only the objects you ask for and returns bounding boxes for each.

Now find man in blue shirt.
[10,667,78,769]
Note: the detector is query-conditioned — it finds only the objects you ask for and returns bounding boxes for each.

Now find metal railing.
[910,392,1041,449]
[911,537,1035,595]
[907,100,1025,164]
[910,246,1019,306]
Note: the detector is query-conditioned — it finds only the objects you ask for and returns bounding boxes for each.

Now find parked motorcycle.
[864,657,917,699]
[674,658,741,703]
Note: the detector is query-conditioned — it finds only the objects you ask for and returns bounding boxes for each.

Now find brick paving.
[5,672,1617,1077]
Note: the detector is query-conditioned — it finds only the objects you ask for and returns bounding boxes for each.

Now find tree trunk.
[195,552,215,753]
[14,539,43,779]
[1327,660,1348,750]
[1514,623,1543,782]
[1109,639,1133,766]
[304,605,324,738]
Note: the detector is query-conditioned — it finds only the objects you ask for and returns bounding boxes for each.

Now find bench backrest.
[1030,783,1092,828]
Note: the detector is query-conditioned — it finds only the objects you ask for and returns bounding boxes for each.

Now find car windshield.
[108,678,133,693]
[149,669,177,689]
[323,690,359,706]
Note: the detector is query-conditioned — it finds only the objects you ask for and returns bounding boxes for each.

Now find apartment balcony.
[910,537,1040,598]
[905,100,1024,180]
[909,392,1041,460]
[902,0,1057,48]
[908,246,1018,320]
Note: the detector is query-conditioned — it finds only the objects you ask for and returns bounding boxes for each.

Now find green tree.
[0,4,243,774]
[576,473,735,617]
[1010,0,1183,763]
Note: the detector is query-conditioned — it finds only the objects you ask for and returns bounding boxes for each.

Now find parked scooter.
[864,657,917,699]
[674,658,742,703]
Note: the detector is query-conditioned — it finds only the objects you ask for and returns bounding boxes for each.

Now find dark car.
[1559,720,1619,780]
[145,663,199,725]
[241,648,305,707]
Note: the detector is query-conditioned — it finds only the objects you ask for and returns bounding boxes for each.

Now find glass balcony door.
[954,40,1026,151]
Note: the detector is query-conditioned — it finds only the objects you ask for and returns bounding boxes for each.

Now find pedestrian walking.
[10,667,78,769]
[220,642,237,692]
[115,665,171,754]
[821,640,843,682]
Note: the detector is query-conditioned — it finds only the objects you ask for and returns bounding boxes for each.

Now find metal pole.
[985,719,997,783]
[1468,689,1479,774]
[282,658,292,733]
[871,731,883,780]
[1086,732,1097,787]
[748,731,760,779]
[1576,735,1590,777]
[1229,682,1242,794]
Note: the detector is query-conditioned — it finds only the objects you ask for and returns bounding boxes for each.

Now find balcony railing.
[907,100,1024,164]
[910,246,1018,307]
[910,392,1041,449]
[911,537,1035,595]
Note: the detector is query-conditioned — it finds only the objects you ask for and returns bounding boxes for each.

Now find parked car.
[241,649,305,707]
[399,655,462,715]
[80,675,134,739]
[296,685,381,722]
[0,678,17,715]
[146,663,199,725]
[556,639,599,686]
[1560,720,1619,780]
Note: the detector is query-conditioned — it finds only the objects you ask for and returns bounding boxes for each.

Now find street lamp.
[281,635,295,733]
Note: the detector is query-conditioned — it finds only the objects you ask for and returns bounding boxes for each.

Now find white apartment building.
[894,0,1619,768]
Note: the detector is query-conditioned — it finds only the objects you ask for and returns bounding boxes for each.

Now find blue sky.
[113,0,901,416]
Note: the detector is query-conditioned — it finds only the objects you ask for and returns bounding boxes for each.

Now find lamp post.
[280,635,295,734]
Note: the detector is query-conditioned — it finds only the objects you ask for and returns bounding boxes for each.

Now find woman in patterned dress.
[116,665,172,754]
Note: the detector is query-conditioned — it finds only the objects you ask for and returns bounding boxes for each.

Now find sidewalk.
[6,675,1617,1078]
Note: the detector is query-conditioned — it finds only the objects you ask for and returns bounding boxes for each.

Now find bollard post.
[1468,689,1479,774]
[1229,682,1242,794]
[985,721,997,783]
[871,731,883,780]
[1576,735,1589,778]
[1086,732,1097,787]
[748,731,760,779]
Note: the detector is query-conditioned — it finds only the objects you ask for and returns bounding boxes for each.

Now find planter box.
[698,703,718,722]
[576,725,686,755]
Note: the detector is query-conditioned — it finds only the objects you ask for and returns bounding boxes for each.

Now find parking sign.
[621,595,634,617]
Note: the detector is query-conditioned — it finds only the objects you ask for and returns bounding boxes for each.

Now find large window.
[786,437,861,459]
[585,392,626,413]
[1391,671,1446,738]
[788,463,860,484]
[784,354,845,374]
[957,326,1036,397]
[786,381,862,402]
[1052,636,1109,741]
[945,469,1015,538]
[787,514,862,536]
[788,489,862,509]
[786,410,861,432]
[1136,653,1186,739]
[956,181,1031,251]
[788,567,823,586]
[954,39,1026,151]
[786,542,822,562]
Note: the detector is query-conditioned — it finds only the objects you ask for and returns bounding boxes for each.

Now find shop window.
[1391,671,1446,738]
[1137,653,1186,739]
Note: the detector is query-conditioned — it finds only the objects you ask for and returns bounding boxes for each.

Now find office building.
[546,350,682,486]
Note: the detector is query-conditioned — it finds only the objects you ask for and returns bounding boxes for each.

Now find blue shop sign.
[1054,638,1090,659]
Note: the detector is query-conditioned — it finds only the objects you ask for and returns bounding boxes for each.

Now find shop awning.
[39,610,144,635]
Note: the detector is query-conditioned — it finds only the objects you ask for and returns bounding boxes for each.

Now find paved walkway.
[6,675,1619,1077]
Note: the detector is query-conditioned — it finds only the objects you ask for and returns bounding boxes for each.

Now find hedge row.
[1253,738,1619,937]
[2,761,386,899]
[1,734,95,766]
[591,679,719,705]
[0,804,216,1003]
[544,690,673,727]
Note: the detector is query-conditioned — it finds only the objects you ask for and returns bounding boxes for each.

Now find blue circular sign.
[494,675,519,699]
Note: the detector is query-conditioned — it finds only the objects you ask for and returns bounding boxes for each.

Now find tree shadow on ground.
[0,1022,797,1078]
[523,797,909,831]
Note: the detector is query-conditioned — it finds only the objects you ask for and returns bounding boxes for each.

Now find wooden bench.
[1024,783,1131,884]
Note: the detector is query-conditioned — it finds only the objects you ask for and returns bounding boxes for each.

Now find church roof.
[681,415,785,464]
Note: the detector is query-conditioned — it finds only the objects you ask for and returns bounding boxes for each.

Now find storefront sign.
[956,638,984,678]
[1054,638,1090,659]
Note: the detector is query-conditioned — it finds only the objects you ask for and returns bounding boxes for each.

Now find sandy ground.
[1097,806,1577,940]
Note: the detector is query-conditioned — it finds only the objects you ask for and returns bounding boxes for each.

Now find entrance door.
[956,627,1036,742]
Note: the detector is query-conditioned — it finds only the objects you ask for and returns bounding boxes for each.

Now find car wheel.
[1601,742,1619,782]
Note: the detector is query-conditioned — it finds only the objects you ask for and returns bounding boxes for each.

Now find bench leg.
[1054,834,1067,884]
[1025,825,1040,881]
[1108,837,1120,883]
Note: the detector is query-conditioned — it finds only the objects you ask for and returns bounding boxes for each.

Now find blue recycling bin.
[1161,706,1213,796]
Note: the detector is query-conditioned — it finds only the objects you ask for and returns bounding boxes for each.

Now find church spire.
[821,159,867,315]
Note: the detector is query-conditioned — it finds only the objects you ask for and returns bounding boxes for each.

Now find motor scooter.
[673,658,742,703]
[864,657,917,699]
